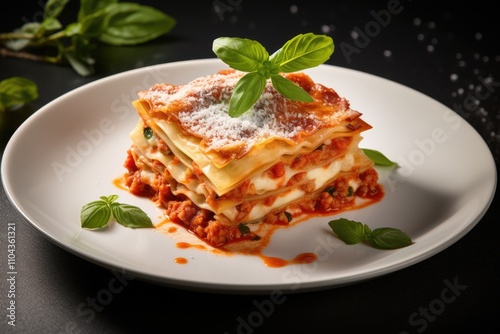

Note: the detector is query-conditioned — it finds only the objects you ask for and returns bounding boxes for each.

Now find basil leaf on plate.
[111,202,153,228]
[80,195,153,230]
[328,218,369,245]
[362,148,398,166]
[81,199,112,229]
[328,218,413,250]
[368,228,413,249]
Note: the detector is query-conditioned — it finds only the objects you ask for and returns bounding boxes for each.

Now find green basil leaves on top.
[213,33,334,117]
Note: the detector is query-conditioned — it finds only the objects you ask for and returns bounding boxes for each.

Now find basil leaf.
[143,127,153,139]
[17,22,41,34]
[73,35,96,65]
[103,194,119,203]
[270,33,334,73]
[238,224,250,235]
[78,0,117,22]
[213,33,334,117]
[81,195,153,230]
[40,17,63,32]
[81,200,112,229]
[368,228,413,249]
[362,148,398,166]
[98,3,176,46]
[228,72,266,117]
[64,22,81,37]
[328,218,413,250]
[44,0,70,19]
[111,203,153,228]
[64,51,94,77]
[328,218,370,245]
[0,77,38,112]
[5,37,32,52]
[270,75,313,102]
[78,8,108,38]
[63,35,96,77]
[213,37,269,73]
[5,23,40,51]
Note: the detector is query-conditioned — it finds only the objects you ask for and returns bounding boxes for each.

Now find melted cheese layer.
[129,119,373,224]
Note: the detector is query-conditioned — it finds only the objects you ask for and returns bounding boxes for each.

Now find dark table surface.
[1,1,499,333]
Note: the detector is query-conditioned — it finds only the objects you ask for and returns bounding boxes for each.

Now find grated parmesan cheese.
[142,70,327,152]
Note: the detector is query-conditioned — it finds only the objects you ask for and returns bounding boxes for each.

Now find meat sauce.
[120,151,383,268]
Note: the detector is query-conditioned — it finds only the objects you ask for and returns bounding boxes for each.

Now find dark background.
[1,1,498,333]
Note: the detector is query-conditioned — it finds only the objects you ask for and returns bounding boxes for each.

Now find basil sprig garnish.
[328,218,412,250]
[362,148,398,167]
[81,195,153,230]
[212,33,334,117]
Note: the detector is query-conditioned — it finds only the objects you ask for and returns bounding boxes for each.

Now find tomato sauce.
[258,252,318,268]
[165,185,383,267]
[174,257,188,264]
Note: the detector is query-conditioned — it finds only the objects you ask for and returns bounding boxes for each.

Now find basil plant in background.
[0,77,38,113]
[0,0,176,76]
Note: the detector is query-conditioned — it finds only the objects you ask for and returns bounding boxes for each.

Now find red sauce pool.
[174,257,188,264]
[258,252,318,268]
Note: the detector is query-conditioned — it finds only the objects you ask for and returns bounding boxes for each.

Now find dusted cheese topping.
[176,93,319,151]
[140,69,360,156]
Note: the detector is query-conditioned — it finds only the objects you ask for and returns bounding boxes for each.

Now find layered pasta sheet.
[124,69,380,245]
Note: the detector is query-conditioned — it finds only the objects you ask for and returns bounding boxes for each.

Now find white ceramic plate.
[2,59,496,293]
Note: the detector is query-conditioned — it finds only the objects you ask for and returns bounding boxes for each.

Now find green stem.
[0,47,61,64]
[0,32,36,40]
[45,30,68,42]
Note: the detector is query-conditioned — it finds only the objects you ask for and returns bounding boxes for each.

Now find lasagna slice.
[123,69,382,247]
